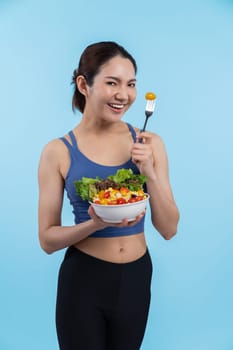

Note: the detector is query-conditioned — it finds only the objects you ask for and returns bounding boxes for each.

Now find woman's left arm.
[131,131,180,239]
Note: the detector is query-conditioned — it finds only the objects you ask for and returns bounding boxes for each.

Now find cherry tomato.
[116,198,127,205]
[145,92,156,100]
[128,198,137,203]
[108,200,117,205]
[104,191,111,198]
[135,196,144,202]
[120,187,129,194]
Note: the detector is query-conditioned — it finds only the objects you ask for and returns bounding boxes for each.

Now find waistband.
[64,245,151,268]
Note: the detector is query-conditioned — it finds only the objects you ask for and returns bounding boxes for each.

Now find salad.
[74,168,147,205]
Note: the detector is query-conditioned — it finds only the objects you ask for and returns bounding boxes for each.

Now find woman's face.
[84,55,137,121]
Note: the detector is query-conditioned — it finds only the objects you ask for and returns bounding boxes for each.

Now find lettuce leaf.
[107,168,134,183]
[74,176,101,201]
[74,169,147,201]
[108,168,147,189]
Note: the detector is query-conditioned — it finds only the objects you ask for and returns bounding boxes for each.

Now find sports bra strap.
[61,124,136,151]
[126,123,137,142]
[59,136,73,150]
[68,131,78,148]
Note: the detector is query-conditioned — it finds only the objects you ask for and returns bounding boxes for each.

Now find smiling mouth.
[108,103,125,111]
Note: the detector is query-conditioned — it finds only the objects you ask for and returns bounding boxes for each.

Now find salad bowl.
[90,194,150,223]
[74,168,149,223]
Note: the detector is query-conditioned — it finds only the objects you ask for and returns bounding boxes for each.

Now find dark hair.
[71,41,137,113]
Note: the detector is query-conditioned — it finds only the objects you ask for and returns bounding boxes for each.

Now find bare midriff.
[74,232,147,263]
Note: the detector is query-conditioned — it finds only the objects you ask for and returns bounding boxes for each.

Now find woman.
[38,41,179,350]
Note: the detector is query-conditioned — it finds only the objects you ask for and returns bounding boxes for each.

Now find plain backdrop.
[0,0,233,349]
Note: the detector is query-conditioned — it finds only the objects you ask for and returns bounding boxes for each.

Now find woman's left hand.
[88,205,146,228]
[131,131,156,179]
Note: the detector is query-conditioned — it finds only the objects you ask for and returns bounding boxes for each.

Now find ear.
[76,75,89,97]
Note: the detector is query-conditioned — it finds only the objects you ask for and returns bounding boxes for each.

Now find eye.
[106,81,116,86]
[128,82,136,88]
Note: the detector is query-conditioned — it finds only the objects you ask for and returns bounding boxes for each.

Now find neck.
[78,116,124,133]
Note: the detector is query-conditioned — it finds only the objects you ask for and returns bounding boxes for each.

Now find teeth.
[109,104,124,109]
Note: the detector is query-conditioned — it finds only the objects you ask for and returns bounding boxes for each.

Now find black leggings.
[56,246,153,350]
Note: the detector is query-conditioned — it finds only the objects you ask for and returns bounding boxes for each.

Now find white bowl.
[90,194,150,223]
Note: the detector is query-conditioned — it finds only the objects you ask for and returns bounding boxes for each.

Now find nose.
[115,86,129,101]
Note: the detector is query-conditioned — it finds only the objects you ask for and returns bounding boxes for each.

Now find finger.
[138,131,152,138]
[137,132,152,144]
[121,210,146,227]
[88,205,95,217]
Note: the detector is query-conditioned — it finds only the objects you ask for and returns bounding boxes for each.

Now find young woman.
[38,41,179,350]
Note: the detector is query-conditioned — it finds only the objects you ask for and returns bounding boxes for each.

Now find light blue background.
[1,0,233,349]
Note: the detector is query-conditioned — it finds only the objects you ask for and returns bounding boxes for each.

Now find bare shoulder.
[40,138,67,162]
[150,132,166,149]
[38,138,70,178]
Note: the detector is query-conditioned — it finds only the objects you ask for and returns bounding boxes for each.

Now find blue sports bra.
[60,123,146,238]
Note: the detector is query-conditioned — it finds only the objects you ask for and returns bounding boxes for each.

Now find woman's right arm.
[38,140,107,254]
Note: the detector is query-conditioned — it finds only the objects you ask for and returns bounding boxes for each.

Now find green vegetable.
[74,176,101,201]
[108,169,147,191]
[74,168,147,201]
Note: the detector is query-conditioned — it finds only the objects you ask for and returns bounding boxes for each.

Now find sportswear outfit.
[56,123,153,350]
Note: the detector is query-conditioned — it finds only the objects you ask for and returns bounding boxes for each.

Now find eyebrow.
[104,76,137,83]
